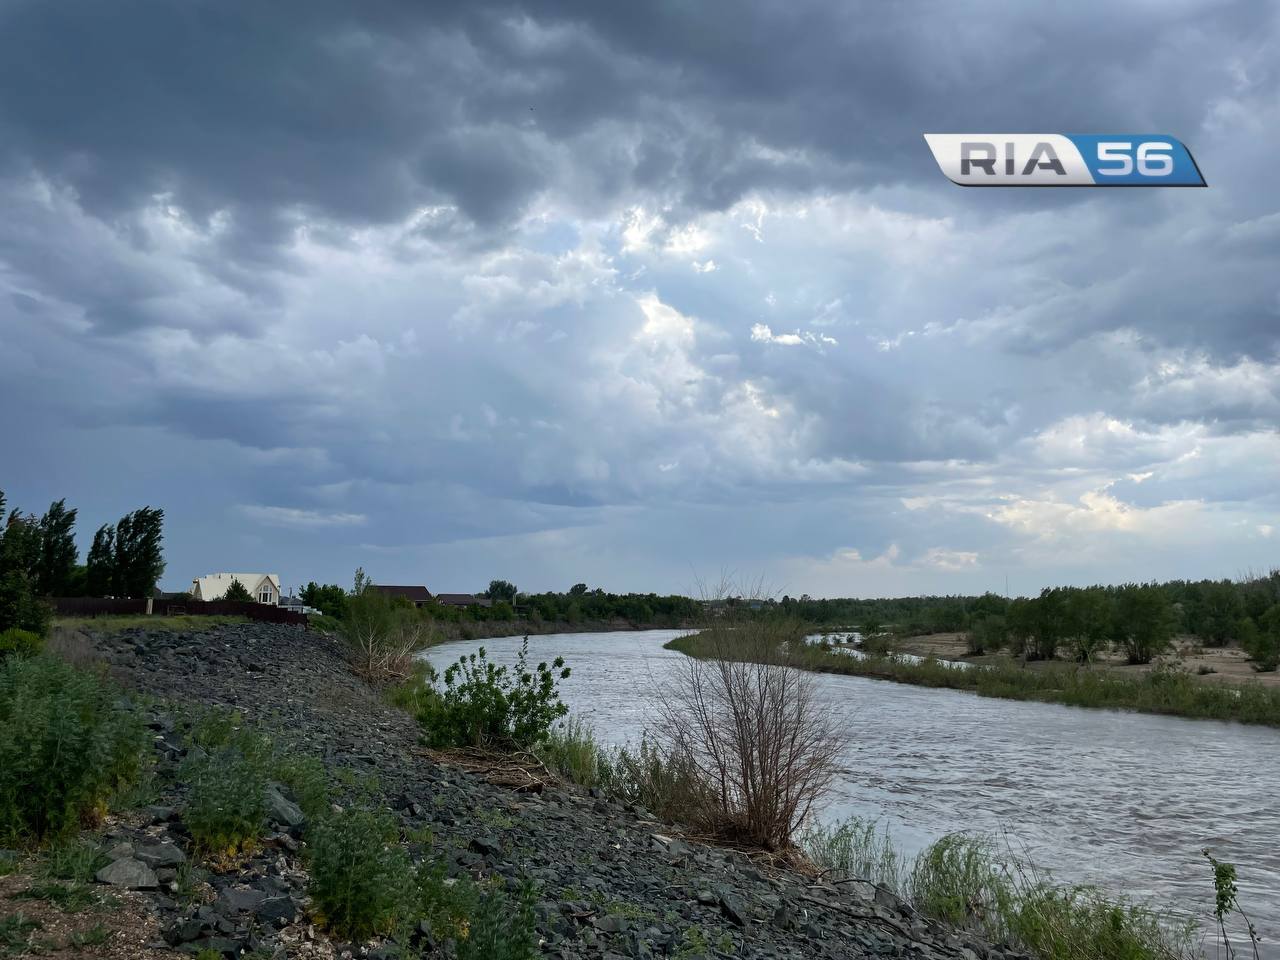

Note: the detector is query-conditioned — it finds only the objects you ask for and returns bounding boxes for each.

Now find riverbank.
[667,630,1280,727]
[2,621,1018,960]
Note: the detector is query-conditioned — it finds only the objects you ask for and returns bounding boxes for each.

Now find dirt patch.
[891,632,1280,687]
[0,866,171,959]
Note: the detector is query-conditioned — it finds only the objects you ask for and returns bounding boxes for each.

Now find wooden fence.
[51,597,309,626]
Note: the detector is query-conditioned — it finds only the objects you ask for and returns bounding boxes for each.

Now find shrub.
[181,709,330,852]
[307,807,413,941]
[415,863,537,960]
[965,615,1006,656]
[343,590,433,682]
[0,655,146,843]
[0,628,43,659]
[183,750,268,856]
[417,639,570,749]
[656,621,840,849]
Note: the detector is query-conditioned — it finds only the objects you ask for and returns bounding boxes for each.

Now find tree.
[222,577,253,602]
[111,507,165,598]
[1242,607,1280,672]
[0,569,50,635]
[1197,581,1244,646]
[34,499,78,597]
[1113,583,1175,665]
[0,510,40,581]
[486,580,518,604]
[569,583,588,597]
[352,567,372,597]
[300,582,349,619]
[85,524,116,597]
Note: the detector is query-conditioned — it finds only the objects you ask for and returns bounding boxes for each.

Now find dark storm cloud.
[1,0,1278,593]
[2,0,1269,231]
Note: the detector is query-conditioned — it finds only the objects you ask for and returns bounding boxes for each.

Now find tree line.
[0,487,166,635]
[298,574,702,626]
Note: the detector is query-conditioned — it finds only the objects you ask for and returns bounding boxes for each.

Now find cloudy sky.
[1,0,1277,597]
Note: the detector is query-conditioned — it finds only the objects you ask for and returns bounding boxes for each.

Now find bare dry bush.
[656,620,841,850]
[343,592,434,683]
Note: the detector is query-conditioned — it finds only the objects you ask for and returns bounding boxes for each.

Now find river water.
[422,629,1280,951]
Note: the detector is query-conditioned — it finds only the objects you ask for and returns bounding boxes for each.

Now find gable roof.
[192,573,281,600]
[368,585,433,604]
[433,593,492,607]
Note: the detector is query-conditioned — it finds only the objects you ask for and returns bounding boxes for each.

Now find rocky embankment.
[80,622,1023,960]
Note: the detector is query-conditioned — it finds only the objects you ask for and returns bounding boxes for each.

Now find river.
[422,629,1280,952]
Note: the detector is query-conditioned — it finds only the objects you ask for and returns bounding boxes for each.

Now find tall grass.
[798,816,906,891]
[804,823,1198,960]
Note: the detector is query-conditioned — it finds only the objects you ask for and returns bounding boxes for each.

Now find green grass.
[535,717,617,790]
[0,913,40,957]
[54,614,249,633]
[69,923,112,948]
[667,630,1280,727]
[16,880,99,911]
[804,823,1198,960]
[799,816,907,891]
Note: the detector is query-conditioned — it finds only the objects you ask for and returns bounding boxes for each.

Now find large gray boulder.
[96,857,159,889]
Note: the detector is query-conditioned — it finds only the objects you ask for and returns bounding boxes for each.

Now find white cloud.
[238,506,368,528]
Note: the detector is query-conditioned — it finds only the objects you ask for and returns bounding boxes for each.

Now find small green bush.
[0,655,146,843]
[415,862,537,960]
[0,628,42,659]
[183,750,268,855]
[417,639,570,749]
[180,709,330,851]
[307,806,413,940]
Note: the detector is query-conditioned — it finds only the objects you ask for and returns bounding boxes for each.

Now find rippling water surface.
[423,630,1280,952]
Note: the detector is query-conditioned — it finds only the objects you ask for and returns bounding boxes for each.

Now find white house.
[190,573,282,605]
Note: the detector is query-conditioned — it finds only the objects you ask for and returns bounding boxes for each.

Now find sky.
[1,0,1277,598]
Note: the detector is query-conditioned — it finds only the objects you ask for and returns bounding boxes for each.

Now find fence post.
[146,598,154,616]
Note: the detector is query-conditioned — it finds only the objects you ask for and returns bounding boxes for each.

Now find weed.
[0,913,39,957]
[68,923,112,947]
[800,816,907,891]
[183,749,268,856]
[0,655,147,843]
[307,806,413,940]
[16,880,99,911]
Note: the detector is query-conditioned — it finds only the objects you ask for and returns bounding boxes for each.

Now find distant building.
[191,573,281,605]
[368,585,434,608]
[434,593,492,608]
[279,595,320,615]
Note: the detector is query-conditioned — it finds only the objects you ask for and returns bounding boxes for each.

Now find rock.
[135,841,186,868]
[593,914,629,934]
[715,886,747,927]
[217,887,268,913]
[106,841,134,861]
[162,917,207,945]
[469,835,502,858]
[96,857,158,889]
[264,785,305,828]
[255,897,298,926]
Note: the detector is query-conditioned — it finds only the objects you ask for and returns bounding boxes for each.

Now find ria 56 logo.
[924,134,1205,186]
